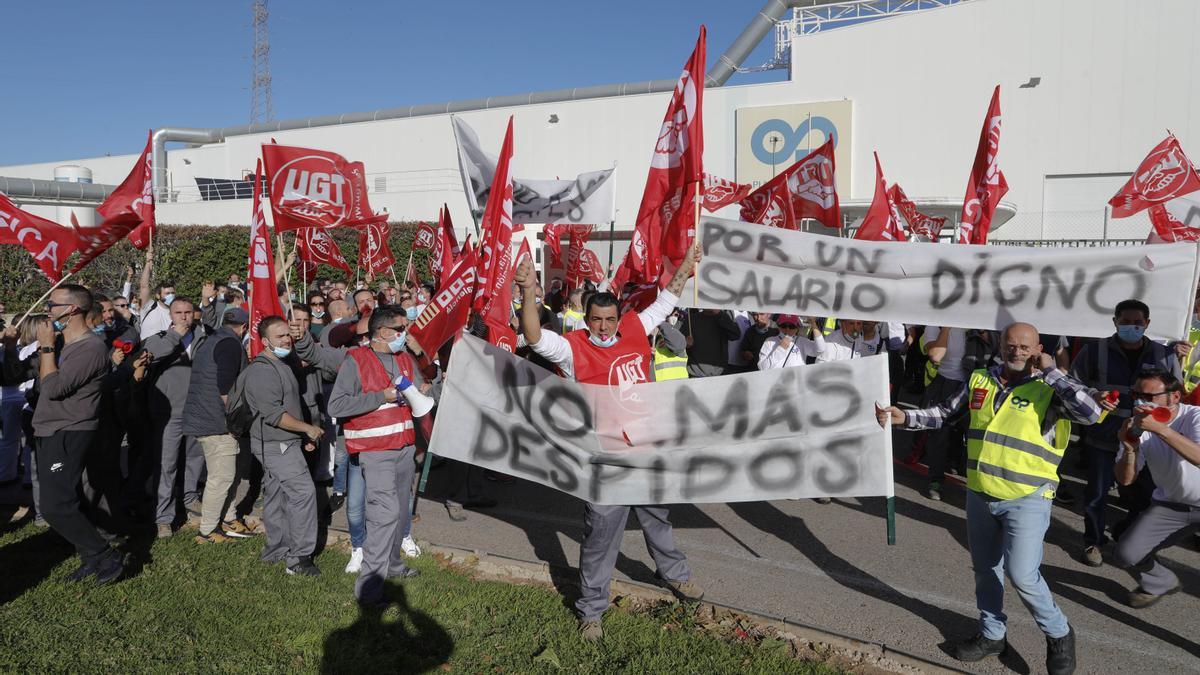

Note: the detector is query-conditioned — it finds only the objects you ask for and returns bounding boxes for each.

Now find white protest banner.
[451,116,616,225]
[428,335,894,505]
[682,216,1200,340]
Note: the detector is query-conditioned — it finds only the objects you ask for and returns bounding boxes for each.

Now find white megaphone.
[394,375,434,418]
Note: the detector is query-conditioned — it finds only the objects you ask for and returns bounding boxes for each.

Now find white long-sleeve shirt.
[816,329,884,363]
[529,290,679,380]
[757,333,825,370]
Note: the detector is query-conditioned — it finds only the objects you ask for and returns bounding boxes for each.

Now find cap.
[223,307,250,325]
[776,314,801,327]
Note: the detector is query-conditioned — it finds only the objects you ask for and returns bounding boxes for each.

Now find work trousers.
[575,503,690,622]
[153,415,204,525]
[966,486,1070,640]
[355,447,416,604]
[196,434,241,535]
[257,439,317,567]
[36,430,111,566]
[1114,502,1199,595]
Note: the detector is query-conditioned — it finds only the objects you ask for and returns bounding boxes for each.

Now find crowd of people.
[2,241,1199,675]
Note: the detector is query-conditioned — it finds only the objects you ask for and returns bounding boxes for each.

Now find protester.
[680,308,741,377]
[515,241,704,642]
[757,315,824,369]
[5,285,129,583]
[816,319,885,362]
[137,244,176,339]
[740,312,778,370]
[650,319,689,381]
[920,326,969,502]
[1112,369,1200,608]
[878,322,1098,674]
[180,307,258,544]
[725,310,752,374]
[243,316,324,576]
[327,306,429,606]
[1070,299,1180,567]
[143,298,208,538]
[558,289,586,333]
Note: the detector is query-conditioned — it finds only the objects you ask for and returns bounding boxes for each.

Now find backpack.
[223,368,256,438]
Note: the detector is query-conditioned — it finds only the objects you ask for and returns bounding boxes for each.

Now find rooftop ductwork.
[0,175,115,208]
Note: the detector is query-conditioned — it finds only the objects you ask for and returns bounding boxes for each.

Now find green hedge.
[0,222,431,308]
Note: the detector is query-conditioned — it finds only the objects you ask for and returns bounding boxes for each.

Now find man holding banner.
[879,322,1099,675]
[513,240,703,642]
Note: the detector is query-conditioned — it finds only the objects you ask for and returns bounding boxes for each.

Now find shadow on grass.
[0,528,73,605]
[320,585,452,673]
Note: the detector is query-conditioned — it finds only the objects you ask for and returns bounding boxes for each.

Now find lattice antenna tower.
[250,0,274,124]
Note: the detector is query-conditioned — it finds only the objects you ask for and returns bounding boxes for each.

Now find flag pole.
[278,233,293,319]
[16,272,74,328]
[692,186,701,306]
[389,265,400,289]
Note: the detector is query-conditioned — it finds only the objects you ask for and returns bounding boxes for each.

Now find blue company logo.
[750,117,839,165]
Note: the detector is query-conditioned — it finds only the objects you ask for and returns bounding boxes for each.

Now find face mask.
[405,307,418,321]
[270,344,291,358]
[312,310,326,319]
[91,325,106,335]
[1133,398,1152,409]
[161,293,175,305]
[535,297,543,306]
[388,332,407,353]
[589,333,619,348]
[417,293,427,303]
[667,316,678,326]
[1117,325,1145,342]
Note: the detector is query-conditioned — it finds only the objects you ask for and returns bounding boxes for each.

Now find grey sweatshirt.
[143,324,209,417]
[243,351,306,443]
[32,333,109,437]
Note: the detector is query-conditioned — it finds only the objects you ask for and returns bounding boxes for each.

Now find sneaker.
[1127,584,1180,609]
[401,535,421,557]
[156,523,173,539]
[663,578,705,603]
[67,561,99,582]
[185,501,204,518]
[345,547,364,574]
[579,619,603,643]
[94,550,128,586]
[329,492,346,513]
[387,566,420,579]
[953,632,1007,662]
[286,557,321,577]
[445,503,467,522]
[1082,545,1103,567]
[1046,626,1076,675]
[194,529,234,545]
[928,481,942,502]
[222,518,260,538]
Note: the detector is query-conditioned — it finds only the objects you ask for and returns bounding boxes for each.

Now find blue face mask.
[271,345,291,358]
[589,333,618,348]
[1117,324,1145,342]
[406,307,418,321]
[1133,398,1152,409]
[52,320,66,332]
[388,332,407,353]
[91,325,106,335]
[161,293,175,306]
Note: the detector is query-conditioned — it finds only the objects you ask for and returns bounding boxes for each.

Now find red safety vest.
[562,311,652,386]
[341,347,416,454]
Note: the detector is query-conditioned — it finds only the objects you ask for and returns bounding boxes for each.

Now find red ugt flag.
[0,192,78,282]
[565,224,596,289]
[701,173,750,212]
[624,25,705,287]
[69,210,144,274]
[855,153,907,241]
[956,86,1008,244]
[410,245,477,355]
[739,137,840,230]
[247,159,284,357]
[1110,134,1200,219]
[262,144,378,231]
[472,117,516,315]
[888,183,946,241]
[97,130,155,249]
[430,211,455,289]
[1147,194,1200,243]
[358,221,395,275]
[296,226,352,278]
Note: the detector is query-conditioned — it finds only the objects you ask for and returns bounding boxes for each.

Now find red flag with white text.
[624,25,705,287]
[739,137,840,230]
[247,159,284,357]
[411,245,477,355]
[888,184,946,241]
[1146,193,1200,242]
[357,221,395,275]
[69,211,144,274]
[261,144,378,231]
[413,221,437,252]
[701,173,751,212]
[0,192,77,282]
[97,130,155,249]
[296,227,352,278]
[1110,134,1200,219]
[855,153,907,242]
[565,224,596,289]
[956,86,1008,244]
[472,117,515,315]
[542,223,564,268]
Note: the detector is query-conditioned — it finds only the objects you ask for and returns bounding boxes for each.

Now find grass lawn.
[0,522,838,674]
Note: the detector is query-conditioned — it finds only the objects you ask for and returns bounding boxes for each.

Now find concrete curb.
[325,524,964,675]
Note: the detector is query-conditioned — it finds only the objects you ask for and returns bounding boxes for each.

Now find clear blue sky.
[0,1,782,166]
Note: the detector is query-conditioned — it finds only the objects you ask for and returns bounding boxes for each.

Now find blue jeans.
[1082,446,1115,546]
[332,436,348,495]
[966,486,1070,640]
[347,454,365,549]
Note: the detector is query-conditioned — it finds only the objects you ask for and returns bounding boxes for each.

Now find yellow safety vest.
[966,369,1071,501]
[919,334,939,386]
[652,346,689,381]
[562,308,584,328]
[1184,325,1200,394]
[821,317,837,337]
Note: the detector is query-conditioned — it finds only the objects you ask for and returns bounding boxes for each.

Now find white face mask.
[667,315,679,326]
[589,333,618,348]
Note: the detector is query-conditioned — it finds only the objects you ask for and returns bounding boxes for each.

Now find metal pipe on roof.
[0,175,115,206]
[151,1,807,200]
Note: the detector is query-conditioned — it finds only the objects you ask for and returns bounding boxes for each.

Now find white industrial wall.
[3,0,1196,245]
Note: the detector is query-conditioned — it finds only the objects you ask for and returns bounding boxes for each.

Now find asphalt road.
[401,434,1200,674]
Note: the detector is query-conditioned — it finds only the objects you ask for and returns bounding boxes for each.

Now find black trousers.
[36,430,110,566]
